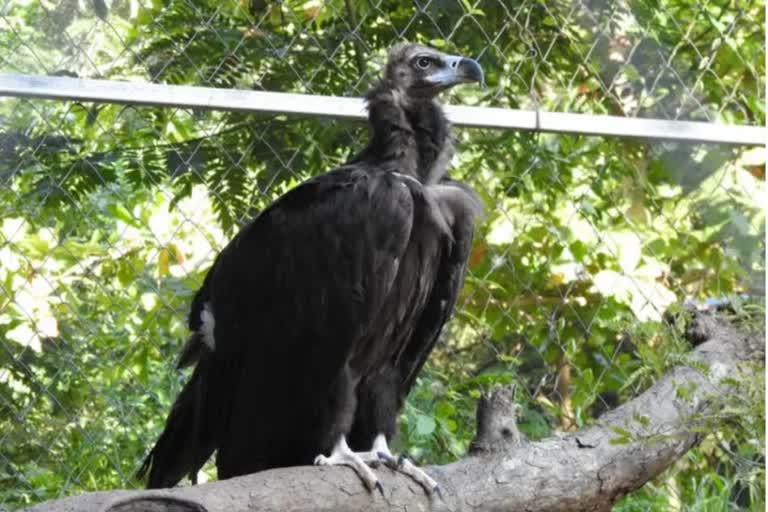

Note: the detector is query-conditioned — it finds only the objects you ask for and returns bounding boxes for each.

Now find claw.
[314,436,381,493]
[396,454,440,495]
[368,434,442,496]
[377,451,398,466]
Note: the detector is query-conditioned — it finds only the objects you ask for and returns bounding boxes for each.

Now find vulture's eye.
[415,57,432,70]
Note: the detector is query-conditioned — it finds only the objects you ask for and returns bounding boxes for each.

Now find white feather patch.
[200,303,216,350]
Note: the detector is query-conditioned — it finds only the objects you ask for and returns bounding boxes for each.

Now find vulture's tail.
[137,354,216,489]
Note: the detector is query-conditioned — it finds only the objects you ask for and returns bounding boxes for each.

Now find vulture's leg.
[314,435,383,493]
[342,432,389,465]
[370,433,441,496]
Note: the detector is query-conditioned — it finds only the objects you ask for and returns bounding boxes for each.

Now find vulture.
[139,42,483,494]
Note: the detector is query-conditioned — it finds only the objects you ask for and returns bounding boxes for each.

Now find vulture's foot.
[314,436,383,494]
[371,434,441,496]
[378,452,441,496]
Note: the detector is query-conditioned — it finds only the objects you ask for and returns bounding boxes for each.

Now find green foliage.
[0,0,764,509]
[616,358,766,511]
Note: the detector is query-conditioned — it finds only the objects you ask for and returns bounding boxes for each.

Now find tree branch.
[25,308,763,512]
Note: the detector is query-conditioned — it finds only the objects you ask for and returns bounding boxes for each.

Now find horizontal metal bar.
[1,73,765,145]
[0,73,368,120]
[538,111,765,146]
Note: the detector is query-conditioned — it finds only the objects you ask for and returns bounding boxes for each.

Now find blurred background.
[0,0,764,509]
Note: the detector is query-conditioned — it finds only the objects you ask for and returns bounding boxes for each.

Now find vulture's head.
[384,43,483,99]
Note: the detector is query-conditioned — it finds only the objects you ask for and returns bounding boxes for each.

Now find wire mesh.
[0,0,765,509]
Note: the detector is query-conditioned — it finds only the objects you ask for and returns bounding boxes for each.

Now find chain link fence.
[1,0,765,509]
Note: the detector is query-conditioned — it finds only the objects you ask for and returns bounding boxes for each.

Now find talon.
[375,480,384,495]
[377,451,398,466]
[367,434,441,496]
[314,436,382,492]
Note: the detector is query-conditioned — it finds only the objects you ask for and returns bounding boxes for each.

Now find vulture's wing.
[210,167,414,358]
[141,167,418,486]
[206,167,418,474]
[396,182,479,394]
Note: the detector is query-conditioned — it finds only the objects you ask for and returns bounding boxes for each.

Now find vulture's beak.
[429,56,484,88]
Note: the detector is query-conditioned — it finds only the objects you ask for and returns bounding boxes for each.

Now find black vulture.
[139,42,483,494]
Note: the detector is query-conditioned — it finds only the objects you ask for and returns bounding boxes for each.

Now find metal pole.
[1,73,765,146]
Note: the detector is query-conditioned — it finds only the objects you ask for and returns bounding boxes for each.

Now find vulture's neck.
[354,82,454,184]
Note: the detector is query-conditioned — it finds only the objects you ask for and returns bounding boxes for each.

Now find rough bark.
[25,308,764,512]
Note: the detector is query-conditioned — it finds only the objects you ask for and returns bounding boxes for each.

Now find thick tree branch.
[25,309,763,512]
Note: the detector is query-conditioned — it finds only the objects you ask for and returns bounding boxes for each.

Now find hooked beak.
[427,55,484,88]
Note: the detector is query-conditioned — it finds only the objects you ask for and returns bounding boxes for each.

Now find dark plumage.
[139,42,483,493]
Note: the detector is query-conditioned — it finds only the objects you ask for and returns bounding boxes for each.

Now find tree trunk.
[24,307,764,512]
